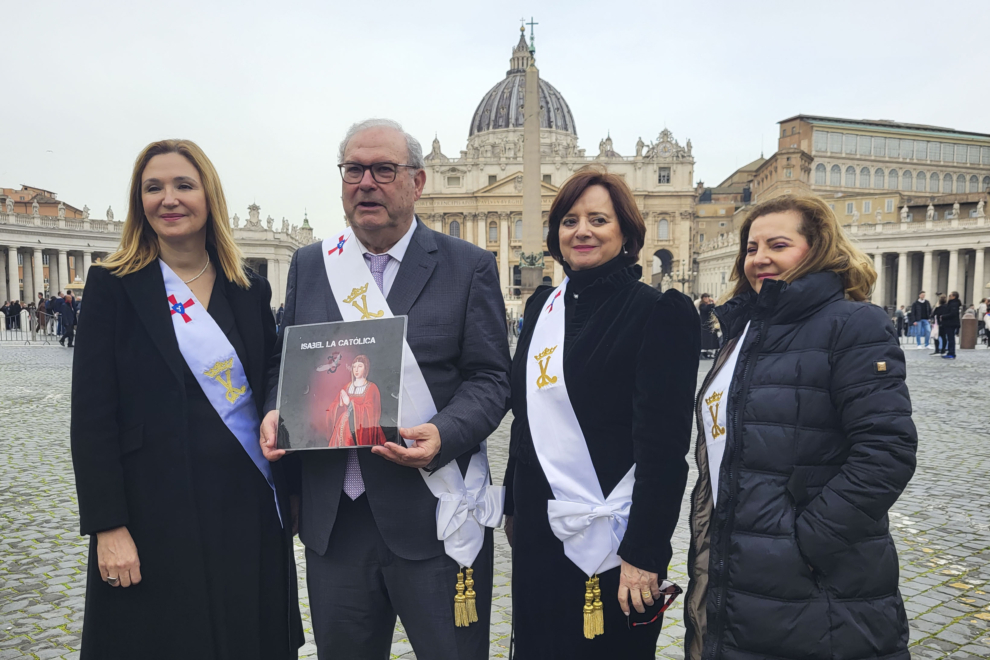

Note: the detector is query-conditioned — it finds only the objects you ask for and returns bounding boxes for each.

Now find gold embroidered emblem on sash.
[534,346,559,390]
[343,284,385,320]
[705,390,726,438]
[204,358,247,404]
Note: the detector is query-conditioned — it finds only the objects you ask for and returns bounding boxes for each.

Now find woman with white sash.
[70,140,303,660]
[503,166,700,658]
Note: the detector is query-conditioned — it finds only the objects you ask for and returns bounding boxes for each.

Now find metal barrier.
[1,311,60,345]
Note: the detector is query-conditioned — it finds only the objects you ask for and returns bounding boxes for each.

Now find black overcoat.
[70,259,302,659]
[684,272,917,660]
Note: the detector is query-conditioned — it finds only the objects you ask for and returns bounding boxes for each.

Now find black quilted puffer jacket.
[684,272,917,660]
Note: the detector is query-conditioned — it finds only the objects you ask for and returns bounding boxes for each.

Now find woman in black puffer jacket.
[684,195,917,660]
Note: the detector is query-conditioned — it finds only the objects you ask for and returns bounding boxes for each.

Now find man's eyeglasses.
[338,162,419,184]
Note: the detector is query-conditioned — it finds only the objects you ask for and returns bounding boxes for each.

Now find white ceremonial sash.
[160,261,282,528]
[526,279,636,577]
[321,230,502,568]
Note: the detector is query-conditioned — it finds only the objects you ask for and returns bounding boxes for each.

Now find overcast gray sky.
[6,0,988,238]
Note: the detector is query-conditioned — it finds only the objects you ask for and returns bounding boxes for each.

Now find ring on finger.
[641,589,652,599]
[107,576,119,586]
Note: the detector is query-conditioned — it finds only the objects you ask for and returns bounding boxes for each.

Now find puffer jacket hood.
[685,272,917,660]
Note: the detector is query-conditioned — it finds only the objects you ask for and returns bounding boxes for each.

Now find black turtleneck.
[560,254,637,352]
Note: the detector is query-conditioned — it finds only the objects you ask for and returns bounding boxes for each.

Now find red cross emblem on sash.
[168,294,195,323]
[546,290,562,313]
[327,235,347,256]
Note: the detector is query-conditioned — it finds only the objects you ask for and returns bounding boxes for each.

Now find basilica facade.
[414,29,698,316]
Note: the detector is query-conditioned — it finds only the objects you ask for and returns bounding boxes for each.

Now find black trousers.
[62,325,75,347]
[943,326,957,356]
[306,493,493,660]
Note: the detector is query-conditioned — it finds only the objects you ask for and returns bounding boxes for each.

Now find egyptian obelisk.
[519,21,544,304]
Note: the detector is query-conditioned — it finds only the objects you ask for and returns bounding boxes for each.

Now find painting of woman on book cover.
[325,354,387,447]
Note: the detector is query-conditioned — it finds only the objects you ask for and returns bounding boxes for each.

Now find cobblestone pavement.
[1,344,989,659]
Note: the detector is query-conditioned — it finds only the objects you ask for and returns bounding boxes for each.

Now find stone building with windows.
[414,29,698,315]
[695,115,990,308]
[0,186,315,305]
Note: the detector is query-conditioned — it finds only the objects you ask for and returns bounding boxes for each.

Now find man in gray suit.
[260,119,510,660]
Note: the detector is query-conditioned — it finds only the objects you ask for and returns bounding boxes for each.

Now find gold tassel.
[592,574,604,636]
[454,569,469,627]
[465,567,478,623]
[583,577,595,639]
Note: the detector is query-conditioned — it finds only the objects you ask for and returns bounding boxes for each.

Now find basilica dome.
[468,30,577,138]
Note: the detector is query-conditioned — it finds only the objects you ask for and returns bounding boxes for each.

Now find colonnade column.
[872,253,885,308]
[895,251,908,309]
[0,250,7,302]
[464,213,475,245]
[266,259,282,306]
[58,250,69,292]
[974,248,986,303]
[48,251,59,294]
[22,251,34,303]
[947,249,959,295]
[33,247,45,298]
[498,212,509,294]
[921,250,933,298]
[82,252,92,282]
[7,247,19,300]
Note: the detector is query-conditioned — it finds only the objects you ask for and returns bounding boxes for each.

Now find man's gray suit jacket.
[265,218,511,560]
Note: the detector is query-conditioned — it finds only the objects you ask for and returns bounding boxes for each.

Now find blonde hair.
[98,139,250,288]
[725,194,876,302]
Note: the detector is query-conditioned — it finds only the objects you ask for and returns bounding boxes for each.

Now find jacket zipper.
[706,317,765,660]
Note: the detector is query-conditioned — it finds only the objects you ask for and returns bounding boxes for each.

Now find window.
[902,170,912,191]
[930,172,939,192]
[42,254,50,265]
[970,175,980,193]
[815,163,826,185]
[698,233,705,243]
[955,145,967,164]
[830,164,841,186]
[901,140,914,159]
[888,169,898,190]
[874,168,884,188]
[446,176,461,187]
[844,134,857,154]
[872,137,885,157]
[886,199,894,213]
[658,167,671,184]
[914,141,927,160]
[846,202,854,215]
[829,204,835,211]
[718,209,726,215]
[944,173,953,193]
[785,168,792,178]
[791,126,797,135]
[449,220,461,239]
[928,142,941,161]
[957,174,967,192]
[858,135,871,156]
[813,131,828,152]
[657,218,669,240]
[16,253,22,265]
[916,171,926,192]
[886,138,899,158]
[982,147,990,165]
[542,174,551,184]
[828,133,842,153]
[514,218,522,240]
[543,222,549,241]
[942,144,954,163]
[488,175,497,185]
[863,200,871,213]
[845,166,856,187]
[983,176,990,191]
[860,167,871,188]
[969,146,980,164]
[488,222,497,243]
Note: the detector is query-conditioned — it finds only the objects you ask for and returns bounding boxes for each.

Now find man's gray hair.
[337,118,425,170]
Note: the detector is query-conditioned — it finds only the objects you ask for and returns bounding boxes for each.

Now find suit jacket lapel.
[387,218,437,316]
[121,261,186,385]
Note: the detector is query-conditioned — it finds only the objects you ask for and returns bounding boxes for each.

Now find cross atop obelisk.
[526,17,538,54]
